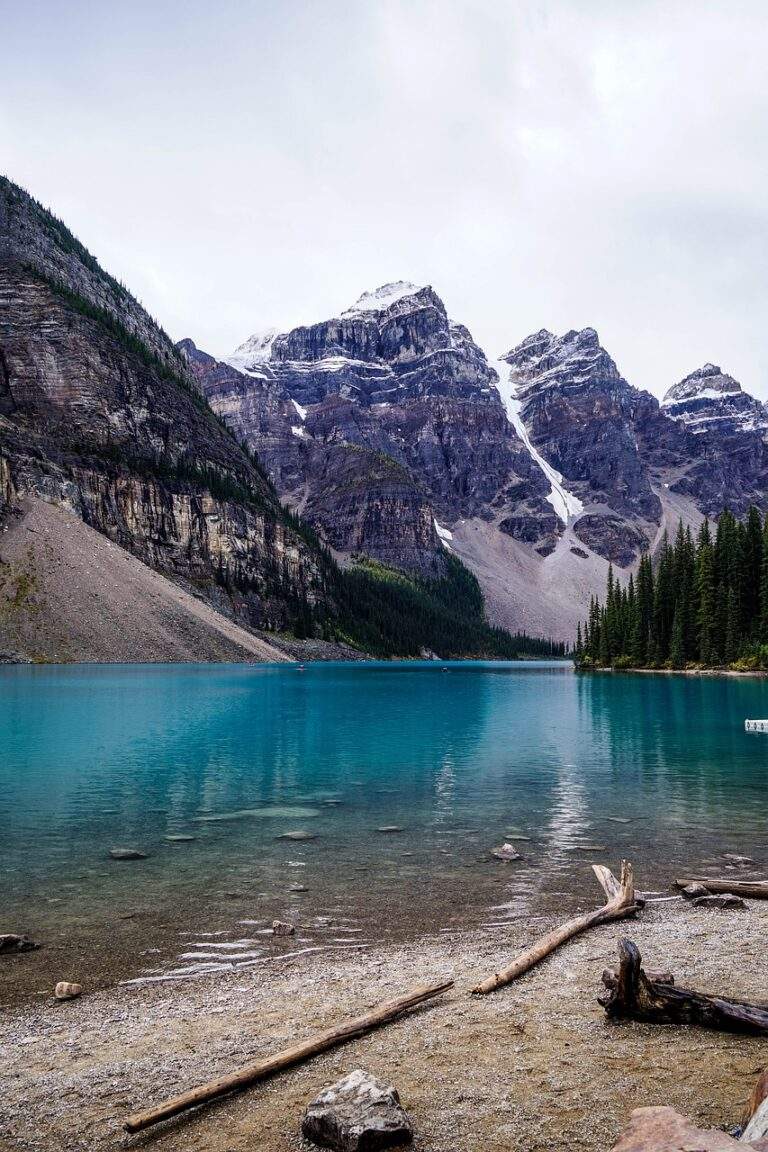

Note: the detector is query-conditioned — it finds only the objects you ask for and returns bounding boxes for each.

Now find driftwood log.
[472,860,639,996]
[600,939,768,1034]
[675,878,768,899]
[123,977,453,1134]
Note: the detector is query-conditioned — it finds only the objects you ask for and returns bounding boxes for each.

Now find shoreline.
[579,665,768,679]
[3,900,767,1151]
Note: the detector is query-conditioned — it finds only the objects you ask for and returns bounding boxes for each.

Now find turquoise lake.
[2,661,768,998]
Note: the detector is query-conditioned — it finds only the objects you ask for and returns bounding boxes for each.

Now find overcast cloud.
[2,0,767,397]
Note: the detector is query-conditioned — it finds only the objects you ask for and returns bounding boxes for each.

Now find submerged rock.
[693,893,746,910]
[163,834,196,842]
[0,933,40,954]
[377,826,404,834]
[109,848,148,860]
[289,884,309,893]
[491,843,523,862]
[273,919,296,936]
[277,831,317,841]
[302,1069,413,1151]
[54,981,82,1000]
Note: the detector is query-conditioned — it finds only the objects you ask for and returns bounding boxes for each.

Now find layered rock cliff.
[0,177,325,634]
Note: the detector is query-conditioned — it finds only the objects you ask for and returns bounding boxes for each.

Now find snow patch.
[228,327,279,372]
[342,281,423,316]
[433,518,453,549]
[291,398,307,421]
[491,358,584,525]
[291,425,308,439]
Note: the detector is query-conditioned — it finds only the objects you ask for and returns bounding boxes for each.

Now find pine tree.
[670,602,685,668]
[695,520,716,665]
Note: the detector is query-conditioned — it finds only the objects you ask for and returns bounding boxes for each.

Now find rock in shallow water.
[491,843,522,862]
[272,919,296,936]
[302,1069,413,1151]
[277,831,317,841]
[109,848,148,860]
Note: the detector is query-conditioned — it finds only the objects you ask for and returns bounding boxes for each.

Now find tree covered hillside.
[577,508,768,671]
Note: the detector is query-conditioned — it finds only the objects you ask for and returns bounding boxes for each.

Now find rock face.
[502,327,662,562]
[0,177,326,636]
[301,1069,413,1151]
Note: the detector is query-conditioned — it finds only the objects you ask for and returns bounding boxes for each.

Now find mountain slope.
[0,498,289,663]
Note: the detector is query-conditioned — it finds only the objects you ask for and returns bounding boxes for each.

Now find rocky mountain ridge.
[187,296,768,639]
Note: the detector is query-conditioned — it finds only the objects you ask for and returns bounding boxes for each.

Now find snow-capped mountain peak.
[227,327,279,374]
[662,365,767,436]
[341,281,426,317]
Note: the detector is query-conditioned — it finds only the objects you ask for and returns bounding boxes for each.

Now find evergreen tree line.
[304,554,568,660]
[576,507,768,670]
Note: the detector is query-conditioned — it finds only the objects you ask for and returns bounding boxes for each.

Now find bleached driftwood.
[472,860,639,996]
[124,977,453,1134]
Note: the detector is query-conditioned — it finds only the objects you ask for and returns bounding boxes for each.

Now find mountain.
[0,179,546,662]
[182,282,555,575]
[662,364,768,436]
[6,173,768,653]
[0,176,333,658]
[655,365,768,519]
[188,304,768,642]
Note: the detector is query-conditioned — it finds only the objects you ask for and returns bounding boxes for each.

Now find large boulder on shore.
[610,1106,767,1151]
[302,1069,413,1151]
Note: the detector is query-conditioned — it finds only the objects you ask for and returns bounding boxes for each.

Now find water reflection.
[1,661,766,978]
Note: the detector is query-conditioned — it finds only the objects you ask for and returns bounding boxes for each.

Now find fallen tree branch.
[675,878,768,899]
[599,939,768,1034]
[472,860,639,996]
[123,977,453,1134]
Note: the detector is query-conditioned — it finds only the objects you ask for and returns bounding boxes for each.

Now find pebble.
[54,982,82,1001]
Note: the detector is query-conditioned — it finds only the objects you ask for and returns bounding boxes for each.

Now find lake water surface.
[3,661,768,997]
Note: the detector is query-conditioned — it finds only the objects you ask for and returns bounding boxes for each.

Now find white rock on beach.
[302,1069,413,1151]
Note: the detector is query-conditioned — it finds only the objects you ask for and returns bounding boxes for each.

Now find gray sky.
[3,1,767,397]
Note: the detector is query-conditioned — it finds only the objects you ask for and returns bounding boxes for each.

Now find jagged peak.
[341,281,427,317]
[663,364,742,406]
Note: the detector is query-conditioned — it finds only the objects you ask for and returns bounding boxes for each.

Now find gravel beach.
[3,898,767,1151]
